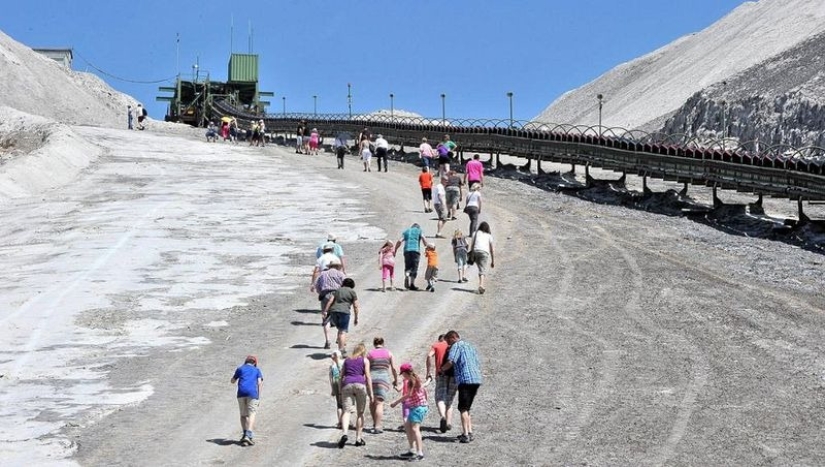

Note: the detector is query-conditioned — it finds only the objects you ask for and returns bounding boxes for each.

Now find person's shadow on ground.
[290,320,320,326]
[294,308,319,314]
[423,434,458,443]
[303,423,338,430]
[205,438,242,446]
[310,440,341,449]
[365,454,405,460]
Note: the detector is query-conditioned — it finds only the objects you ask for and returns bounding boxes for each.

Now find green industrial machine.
[157,53,273,126]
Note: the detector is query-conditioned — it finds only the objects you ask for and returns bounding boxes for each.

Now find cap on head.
[327,233,337,241]
[245,355,258,365]
[400,362,413,373]
[377,134,383,138]
[331,350,342,359]
[322,242,336,251]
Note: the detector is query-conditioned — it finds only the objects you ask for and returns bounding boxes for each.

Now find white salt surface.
[0,127,384,465]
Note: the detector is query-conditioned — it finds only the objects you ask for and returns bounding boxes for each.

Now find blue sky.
[1,0,747,122]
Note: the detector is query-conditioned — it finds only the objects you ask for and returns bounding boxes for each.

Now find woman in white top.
[470,221,494,294]
[360,135,373,172]
[464,183,482,234]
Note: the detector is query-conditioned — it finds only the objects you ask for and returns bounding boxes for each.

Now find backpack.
[141,107,148,117]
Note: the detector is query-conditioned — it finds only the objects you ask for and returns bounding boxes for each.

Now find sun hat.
[331,350,341,359]
[322,242,335,251]
[327,233,337,241]
[245,355,258,365]
[400,362,413,373]
[327,257,342,267]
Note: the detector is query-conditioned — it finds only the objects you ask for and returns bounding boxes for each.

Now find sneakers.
[410,454,425,462]
[461,277,469,283]
[478,286,486,294]
[399,451,416,459]
[324,341,331,350]
[439,417,448,433]
[425,284,432,292]
[430,286,435,293]
[409,285,419,291]
[354,438,366,447]
[338,434,348,449]
[458,433,472,443]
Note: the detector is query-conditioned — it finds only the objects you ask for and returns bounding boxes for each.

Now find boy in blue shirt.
[231,355,263,445]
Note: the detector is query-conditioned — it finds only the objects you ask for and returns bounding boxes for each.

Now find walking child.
[231,355,263,445]
[451,230,469,283]
[329,350,344,428]
[424,244,439,292]
[418,167,434,213]
[390,362,428,461]
[378,240,396,292]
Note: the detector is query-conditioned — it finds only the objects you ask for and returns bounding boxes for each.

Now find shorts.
[382,264,394,281]
[474,250,491,275]
[446,187,460,207]
[376,147,388,157]
[422,157,433,168]
[237,397,260,416]
[361,150,372,161]
[342,383,368,415]
[421,188,432,201]
[434,203,446,220]
[454,250,468,268]
[457,384,480,412]
[303,136,311,144]
[407,405,429,424]
[425,266,438,281]
[439,155,451,165]
[330,312,351,332]
[435,375,458,403]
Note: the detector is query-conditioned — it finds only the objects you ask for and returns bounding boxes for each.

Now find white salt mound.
[0,106,101,202]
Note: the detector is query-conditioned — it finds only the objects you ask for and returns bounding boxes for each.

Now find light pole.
[507,92,514,128]
[347,83,352,119]
[282,96,286,116]
[721,80,727,150]
[390,93,395,121]
[440,93,446,124]
[313,95,317,116]
[596,93,604,135]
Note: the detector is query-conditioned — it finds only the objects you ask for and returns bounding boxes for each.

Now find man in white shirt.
[433,177,448,238]
[374,134,390,172]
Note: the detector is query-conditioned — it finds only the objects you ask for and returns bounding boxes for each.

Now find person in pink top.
[390,362,428,461]
[464,154,484,187]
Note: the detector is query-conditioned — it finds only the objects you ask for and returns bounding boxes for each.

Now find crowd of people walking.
[231,130,492,461]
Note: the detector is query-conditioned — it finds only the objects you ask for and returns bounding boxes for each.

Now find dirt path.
[57,133,825,466]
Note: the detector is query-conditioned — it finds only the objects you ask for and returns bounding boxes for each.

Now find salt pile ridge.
[535,0,825,131]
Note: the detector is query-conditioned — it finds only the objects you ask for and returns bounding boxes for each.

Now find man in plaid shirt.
[440,330,482,444]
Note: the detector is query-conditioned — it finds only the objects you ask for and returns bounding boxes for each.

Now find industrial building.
[157,53,272,126]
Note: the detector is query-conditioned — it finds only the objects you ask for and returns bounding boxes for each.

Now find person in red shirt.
[426,334,456,433]
[418,167,434,213]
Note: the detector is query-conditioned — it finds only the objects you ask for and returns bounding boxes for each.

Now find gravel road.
[12,128,825,466]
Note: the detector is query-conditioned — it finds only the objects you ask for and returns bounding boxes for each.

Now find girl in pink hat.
[390,362,428,461]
